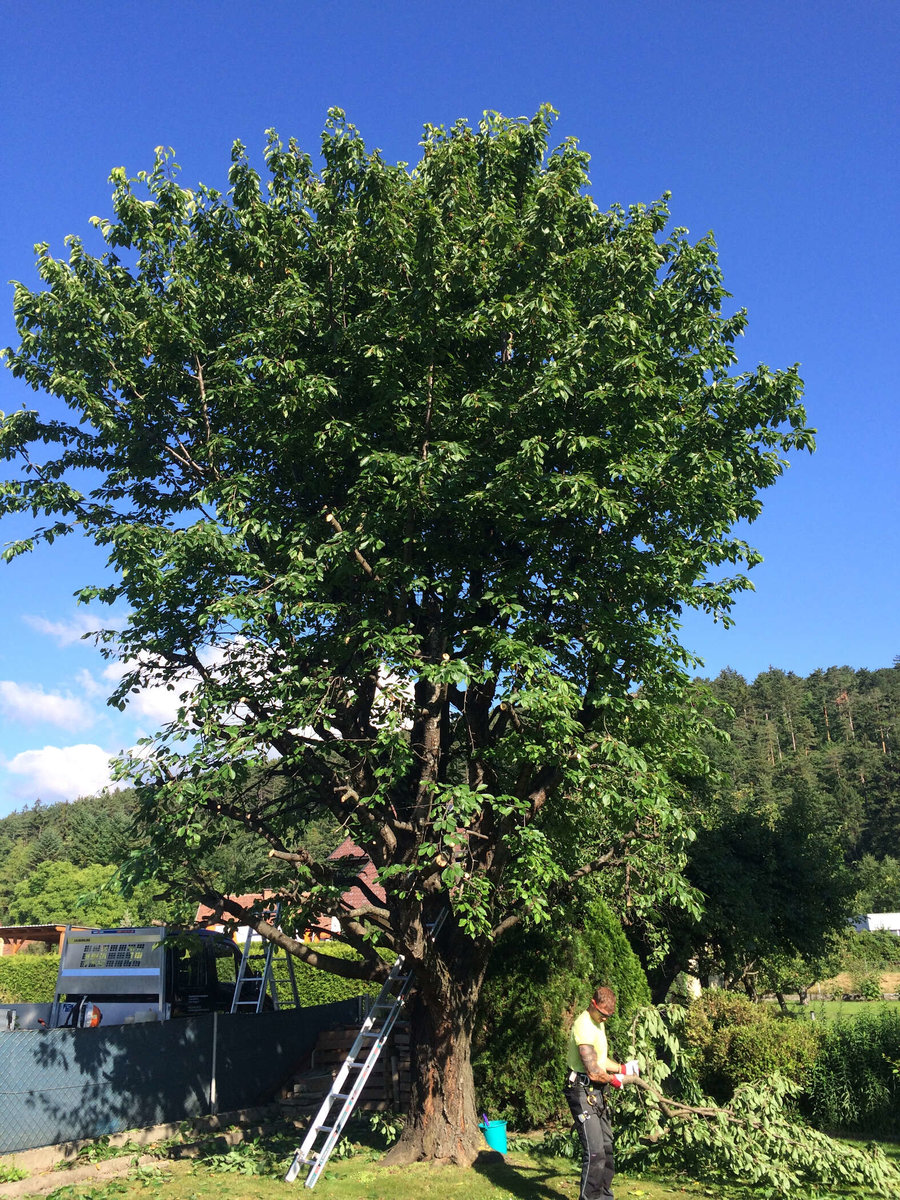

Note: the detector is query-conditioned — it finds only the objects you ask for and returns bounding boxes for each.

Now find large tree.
[1,109,810,1164]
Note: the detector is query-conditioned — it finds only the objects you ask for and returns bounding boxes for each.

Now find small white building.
[851,913,900,936]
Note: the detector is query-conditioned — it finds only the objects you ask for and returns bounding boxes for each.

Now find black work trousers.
[564,1079,615,1200]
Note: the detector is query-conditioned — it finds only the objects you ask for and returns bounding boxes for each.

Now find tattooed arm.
[579,1042,626,1083]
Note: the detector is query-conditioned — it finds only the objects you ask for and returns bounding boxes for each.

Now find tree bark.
[384,945,488,1166]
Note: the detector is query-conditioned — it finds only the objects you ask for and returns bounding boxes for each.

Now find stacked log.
[281,1022,410,1116]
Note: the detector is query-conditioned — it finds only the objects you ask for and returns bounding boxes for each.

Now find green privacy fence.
[0,998,361,1155]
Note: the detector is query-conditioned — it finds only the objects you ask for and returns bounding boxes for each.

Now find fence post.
[210,1011,218,1115]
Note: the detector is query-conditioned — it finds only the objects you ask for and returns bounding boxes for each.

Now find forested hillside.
[0,783,342,929]
[703,663,900,865]
[1,663,898,987]
[625,661,900,1000]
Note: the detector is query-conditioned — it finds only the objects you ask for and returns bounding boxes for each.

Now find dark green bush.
[0,953,60,1002]
[472,898,651,1129]
[805,1008,900,1136]
[843,928,900,970]
[684,990,822,1100]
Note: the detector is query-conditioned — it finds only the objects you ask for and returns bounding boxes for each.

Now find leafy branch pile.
[613,1005,900,1197]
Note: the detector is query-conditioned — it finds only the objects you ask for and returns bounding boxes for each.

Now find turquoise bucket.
[481,1119,507,1153]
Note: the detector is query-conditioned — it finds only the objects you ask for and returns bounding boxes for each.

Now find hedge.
[805,1007,900,1136]
[274,940,380,1007]
[0,954,60,1002]
[472,898,651,1129]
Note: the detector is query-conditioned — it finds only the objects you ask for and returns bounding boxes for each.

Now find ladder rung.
[285,912,448,1188]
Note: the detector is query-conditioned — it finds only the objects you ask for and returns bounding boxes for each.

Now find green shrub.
[275,941,379,1007]
[723,1019,821,1087]
[472,898,651,1129]
[0,953,60,1002]
[856,972,883,1001]
[684,990,822,1100]
[843,928,900,971]
[805,1008,900,1136]
[684,989,767,1044]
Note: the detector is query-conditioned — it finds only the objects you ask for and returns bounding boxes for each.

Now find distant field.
[784,998,900,1020]
[810,971,900,997]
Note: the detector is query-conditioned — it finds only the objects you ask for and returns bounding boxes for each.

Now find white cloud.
[0,680,95,730]
[100,658,194,725]
[24,609,130,647]
[4,743,117,801]
[23,613,103,646]
[130,684,192,724]
[75,669,106,698]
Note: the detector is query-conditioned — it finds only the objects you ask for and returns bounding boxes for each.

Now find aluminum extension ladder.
[230,902,299,1013]
[285,910,447,1188]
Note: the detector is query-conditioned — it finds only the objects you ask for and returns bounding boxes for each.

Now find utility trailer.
[48,925,263,1028]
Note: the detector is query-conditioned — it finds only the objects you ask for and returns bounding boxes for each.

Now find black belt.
[567,1070,592,1086]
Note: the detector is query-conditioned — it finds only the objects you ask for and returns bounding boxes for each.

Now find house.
[852,913,900,936]
[193,838,385,943]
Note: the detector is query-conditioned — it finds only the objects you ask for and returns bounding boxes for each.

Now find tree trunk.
[384,949,488,1166]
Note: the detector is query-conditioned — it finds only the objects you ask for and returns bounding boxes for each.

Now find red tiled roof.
[194,891,275,925]
[328,837,386,910]
[192,840,385,930]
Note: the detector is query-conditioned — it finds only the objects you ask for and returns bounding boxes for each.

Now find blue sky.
[0,1,897,816]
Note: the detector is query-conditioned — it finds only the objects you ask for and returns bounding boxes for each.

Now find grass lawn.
[22,1152,777,1200]
[787,998,900,1021]
[15,1124,897,1200]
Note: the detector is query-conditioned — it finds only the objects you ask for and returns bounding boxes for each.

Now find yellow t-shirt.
[567,1008,608,1073]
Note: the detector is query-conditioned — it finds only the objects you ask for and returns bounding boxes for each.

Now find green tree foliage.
[472,897,650,1128]
[0,836,33,922]
[634,780,855,1001]
[26,827,64,869]
[0,108,810,1163]
[700,664,900,865]
[854,853,900,913]
[0,783,315,926]
[631,659,900,1000]
[758,942,843,1008]
[9,861,124,926]
[65,801,133,868]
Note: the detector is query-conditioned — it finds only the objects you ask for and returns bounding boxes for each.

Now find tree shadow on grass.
[472,1151,572,1200]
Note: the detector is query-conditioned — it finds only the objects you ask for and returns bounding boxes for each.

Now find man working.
[564,985,639,1200]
